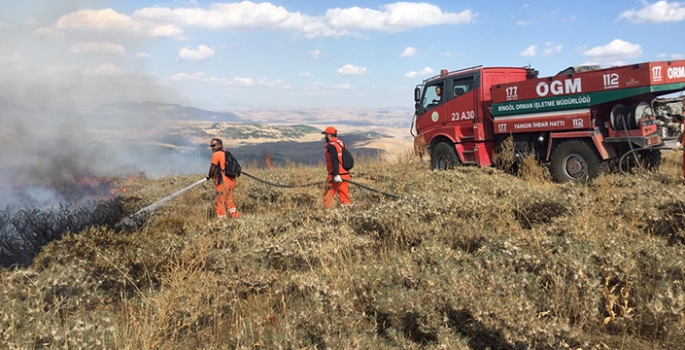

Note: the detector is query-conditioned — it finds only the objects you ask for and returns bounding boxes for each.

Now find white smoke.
[0,0,201,208]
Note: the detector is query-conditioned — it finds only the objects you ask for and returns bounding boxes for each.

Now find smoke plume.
[0,0,202,208]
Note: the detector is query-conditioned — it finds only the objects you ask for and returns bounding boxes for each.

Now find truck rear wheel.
[431,142,460,170]
[550,140,605,183]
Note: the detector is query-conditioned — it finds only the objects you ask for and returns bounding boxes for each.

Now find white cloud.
[328,83,354,89]
[71,42,127,56]
[34,26,65,37]
[233,77,255,86]
[299,72,312,77]
[619,1,685,23]
[658,53,668,58]
[400,46,417,57]
[542,44,563,56]
[523,4,530,8]
[0,22,9,29]
[82,63,122,76]
[443,51,452,57]
[259,78,292,88]
[56,8,183,37]
[133,2,475,38]
[178,45,215,62]
[173,35,192,41]
[168,72,291,88]
[134,3,306,30]
[404,67,434,78]
[583,39,642,64]
[10,3,478,45]
[0,53,22,66]
[516,20,532,25]
[671,53,684,59]
[336,63,368,76]
[520,44,537,57]
[308,49,322,59]
[135,52,151,59]
[324,3,475,33]
[25,17,36,26]
[304,82,355,93]
[518,42,561,57]
[169,72,206,81]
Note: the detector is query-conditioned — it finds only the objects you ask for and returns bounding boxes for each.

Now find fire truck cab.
[413,66,533,169]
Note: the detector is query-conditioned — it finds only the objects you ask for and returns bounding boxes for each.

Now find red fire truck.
[412,60,685,182]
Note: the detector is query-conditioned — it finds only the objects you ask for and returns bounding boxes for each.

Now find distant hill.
[95,101,414,127]
[213,123,322,140]
[166,123,392,141]
[102,102,243,122]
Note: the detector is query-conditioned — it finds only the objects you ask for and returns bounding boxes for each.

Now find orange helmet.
[321,126,337,135]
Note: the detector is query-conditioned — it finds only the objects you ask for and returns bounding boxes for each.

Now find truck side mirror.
[414,87,421,102]
[415,102,422,113]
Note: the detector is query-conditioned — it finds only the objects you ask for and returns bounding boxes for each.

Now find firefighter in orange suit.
[322,126,351,208]
[207,138,239,219]
[677,128,685,180]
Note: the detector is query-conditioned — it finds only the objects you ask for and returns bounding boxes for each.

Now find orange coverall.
[210,149,238,218]
[324,138,351,208]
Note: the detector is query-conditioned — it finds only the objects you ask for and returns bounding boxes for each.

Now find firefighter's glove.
[333,175,342,183]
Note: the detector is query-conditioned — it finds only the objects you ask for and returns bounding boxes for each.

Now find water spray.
[116,177,207,230]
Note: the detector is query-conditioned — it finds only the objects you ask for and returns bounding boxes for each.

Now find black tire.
[549,140,606,183]
[431,142,460,170]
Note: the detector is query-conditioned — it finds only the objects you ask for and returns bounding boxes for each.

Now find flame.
[266,154,276,170]
[108,186,128,197]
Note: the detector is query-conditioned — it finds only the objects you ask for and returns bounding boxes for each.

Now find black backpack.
[223,150,242,178]
[336,141,354,171]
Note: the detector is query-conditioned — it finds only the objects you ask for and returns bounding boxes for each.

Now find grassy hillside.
[1,151,685,349]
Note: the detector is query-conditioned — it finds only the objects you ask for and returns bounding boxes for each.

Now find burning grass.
[0,198,129,267]
[1,151,685,349]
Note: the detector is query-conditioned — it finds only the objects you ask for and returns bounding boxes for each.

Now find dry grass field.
[1,149,685,349]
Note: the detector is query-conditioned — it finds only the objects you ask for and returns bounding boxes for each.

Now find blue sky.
[1,0,684,110]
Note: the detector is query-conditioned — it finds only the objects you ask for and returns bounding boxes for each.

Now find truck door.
[446,75,477,141]
[416,82,447,135]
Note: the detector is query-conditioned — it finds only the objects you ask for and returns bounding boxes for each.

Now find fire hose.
[116,177,208,229]
[616,113,677,175]
[618,145,675,175]
[241,171,400,199]
[116,171,399,229]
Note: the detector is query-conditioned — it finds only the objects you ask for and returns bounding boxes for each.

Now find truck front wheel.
[431,142,460,170]
[550,140,605,183]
